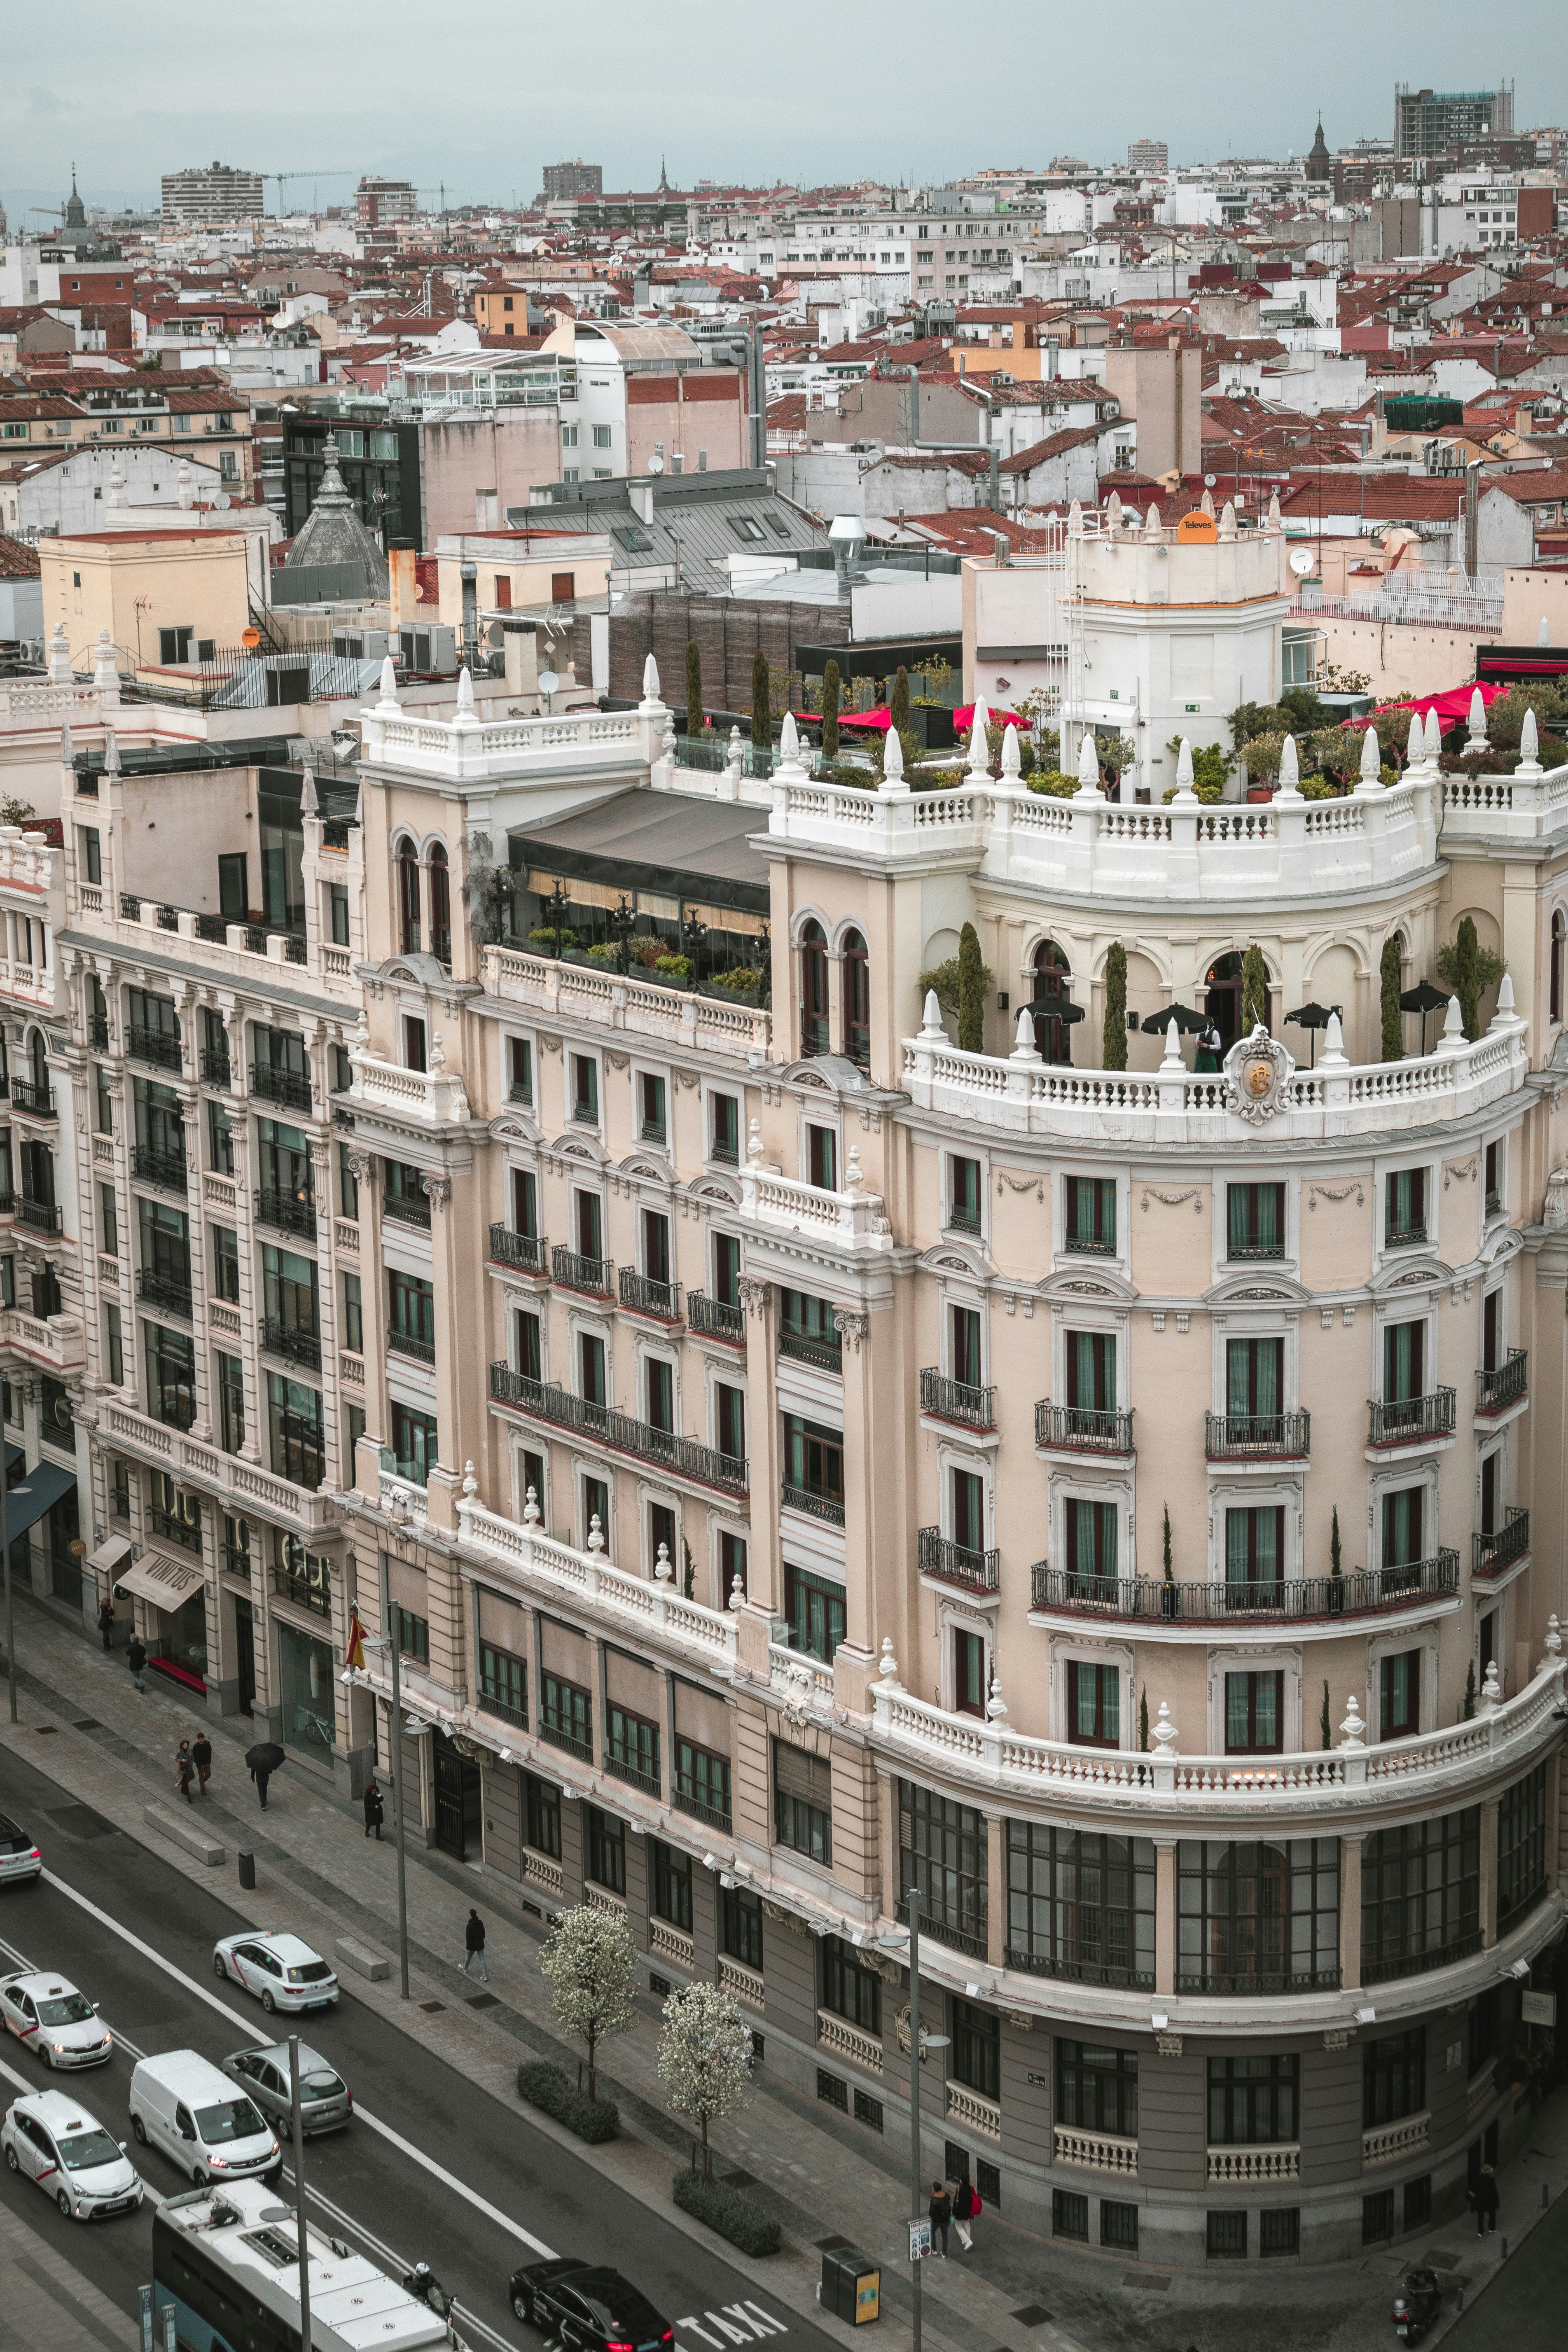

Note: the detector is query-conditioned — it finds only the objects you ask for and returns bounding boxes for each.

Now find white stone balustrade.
[769,774,991,864]
[1053,2125,1139,2176]
[347,1048,472,1126]
[453,1493,738,1671]
[360,696,668,784]
[1206,2144,1300,2183]
[483,944,772,1058]
[1362,2113,1430,2167]
[739,1163,894,1253]
[101,1399,339,1536]
[818,2011,884,2076]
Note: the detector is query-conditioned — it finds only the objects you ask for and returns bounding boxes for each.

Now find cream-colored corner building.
[22,507,1568,2269]
[41,527,255,680]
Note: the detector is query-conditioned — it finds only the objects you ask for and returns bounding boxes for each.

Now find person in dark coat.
[1471,2164,1500,2236]
[363,1781,384,1840]
[928,2181,952,2260]
[192,1733,212,1797]
[175,1740,195,1803]
[462,1908,488,1981]
[250,1764,271,1810]
[953,2177,979,2252]
[126,1636,146,1692]
[96,1599,116,1652]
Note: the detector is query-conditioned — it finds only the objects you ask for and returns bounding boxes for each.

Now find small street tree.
[957,921,985,1052]
[658,1980,755,2179]
[1241,943,1269,1033]
[540,1904,638,2102]
[1379,934,1403,1062]
[1102,941,1128,1070]
[685,640,703,740]
[750,650,771,750]
[821,659,841,759]
[889,664,910,736]
[1436,915,1505,1043]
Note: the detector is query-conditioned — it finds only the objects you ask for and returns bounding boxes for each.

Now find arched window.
[428,843,451,968]
[1204,951,1272,1049]
[29,1029,49,1098]
[395,838,421,955]
[842,929,869,1070]
[800,920,828,1054]
[1552,909,1564,1025]
[1031,939,1074,1064]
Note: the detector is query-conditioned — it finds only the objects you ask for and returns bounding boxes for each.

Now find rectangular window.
[575,1189,603,1262]
[953,1627,986,1719]
[1006,1825,1156,1988]
[950,1304,982,1390]
[1361,1809,1480,1984]
[820,1936,882,2031]
[82,825,102,885]
[336,1143,358,1221]
[1227,1182,1285,1259]
[721,1883,763,1970]
[341,1271,363,1355]
[806,1123,837,1189]
[898,1781,987,1956]
[1064,1498,1117,1583]
[1053,2189,1089,2242]
[1065,1329,1115,1411]
[606,1702,660,1793]
[1224,1668,1284,1754]
[1064,1175,1116,1254]
[651,1838,692,1930]
[783,1413,844,1520]
[1382,1485,1425,1571]
[713,1229,741,1310]
[1225,1338,1283,1426]
[393,1606,429,1664]
[388,1268,435,1355]
[949,1997,999,2098]
[1224,1506,1284,1595]
[524,1771,561,1859]
[783,1560,845,1660]
[215,1350,244,1454]
[586,1805,625,1894]
[1207,2053,1299,2144]
[328,882,349,946]
[541,1671,591,1759]
[645,1356,673,1433]
[1056,2039,1138,2135]
[104,1301,124,1387]
[571,1054,598,1123]
[145,1322,196,1430]
[479,1642,526,1726]
[674,1736,732,1829]
[1484,1140,1500,1216]
[1066,1659,1120,1748]
[508,1037,533,1106]
[1497,1763,1547,1934]
[710,1092,739,1163]
[773,1737,832,1863]
[388,1399,436,1486]
[1260,2208,1300,2258]
[1178,1841,1340,1995]
[948,1154,981,1234]
[1383,1318,1425,1402]
[514,1307,541,1381]
[1380,1648,1421,1740]
[578,1331,605,1407]
[581,1475,608,1549]
[1385,1166,1427,1247]
[1207,2210,1249,2259]
[1362,2028,1426,2129]
[639,1072,667,1145]
[719,1528,747,1602]
[1098,2199,1138,2253]
[99,1181,119,1259]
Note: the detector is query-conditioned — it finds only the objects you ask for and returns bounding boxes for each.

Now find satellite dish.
[1203,473,1216,488]
[537,669,560,696]
[1288,548,1316,577]
[213,491,231,510]
[647,454,665,475]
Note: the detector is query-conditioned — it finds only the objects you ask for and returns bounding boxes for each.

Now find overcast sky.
[4,1,1559,218]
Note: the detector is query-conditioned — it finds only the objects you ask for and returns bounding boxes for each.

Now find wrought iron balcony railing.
[1367,1390,1457,1446]
[488,1363,748,1497]
[918,1527,1000,1593]
[919,1368,996,1430]
[1036,1400,1134,1454]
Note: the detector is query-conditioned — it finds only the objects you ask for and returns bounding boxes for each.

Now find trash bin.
[237,1850,255,1891]
[820,2247,880,2324]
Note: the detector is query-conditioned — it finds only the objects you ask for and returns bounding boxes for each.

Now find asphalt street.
[0,1742,834,2352]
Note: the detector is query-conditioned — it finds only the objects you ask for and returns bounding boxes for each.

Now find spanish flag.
[345,1607,367,1674]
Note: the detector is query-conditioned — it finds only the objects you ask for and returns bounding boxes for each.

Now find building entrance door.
[432,1728,481,1861]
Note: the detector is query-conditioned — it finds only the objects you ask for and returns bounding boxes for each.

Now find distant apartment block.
[1126,138,1168,174]
[356,178,418,227]
[542,160,603,203]
[1395,83,1514,159]
[160,161,265,226]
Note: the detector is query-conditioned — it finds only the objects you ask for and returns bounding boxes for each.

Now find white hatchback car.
[0,1809,42,1887]
[2,2089,142,2219]
[213,1931,339,2015]
[0,1971,111,2069]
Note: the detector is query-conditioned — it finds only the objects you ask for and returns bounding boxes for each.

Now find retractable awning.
[2,1457,76,1542]
[111,1553,204,1611]
[86,1535,134,1581]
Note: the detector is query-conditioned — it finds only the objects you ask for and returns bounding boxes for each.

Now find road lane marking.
[0,1922,146,2061]
[40,1867,556,2256]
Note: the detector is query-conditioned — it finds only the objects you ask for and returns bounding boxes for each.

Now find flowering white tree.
[540,1904,638,2101]
[657,1980,755,2178]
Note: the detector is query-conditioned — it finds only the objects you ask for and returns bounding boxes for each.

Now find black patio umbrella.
[1021,996,1086,1024]
[1285,1001,1338,1068]
[1400,977,1450,1056]
[245,1742,286,1774]
[1140,1003,1207,1035]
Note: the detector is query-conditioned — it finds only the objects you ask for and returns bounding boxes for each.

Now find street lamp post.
[906,1908,950,2352]
[341,1555,414,2000]
[2,1474,32,1724]
[287,2032,311,2352]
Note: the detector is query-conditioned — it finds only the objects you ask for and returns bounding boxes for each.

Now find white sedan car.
[213,1931,339,2016]
[0,1971,112,2069]
[2,2089,143,2219]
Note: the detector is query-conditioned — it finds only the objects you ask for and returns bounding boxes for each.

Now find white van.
[128,2051,280,2188]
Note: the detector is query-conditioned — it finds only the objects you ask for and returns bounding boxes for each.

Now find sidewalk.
[0,2201,139,2351]
[0,1595,1563,2352]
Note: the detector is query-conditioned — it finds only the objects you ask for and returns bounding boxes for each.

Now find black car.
[509,2259,675,2352]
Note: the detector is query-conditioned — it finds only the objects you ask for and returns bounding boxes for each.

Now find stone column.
[986,1813,1006,1969]
[1479,1796,1500,1947]
[738,1277,778,1617]
[1339,1832,1363,1992]
[832,1301,882,1668]
[1154,1839,1176,1997]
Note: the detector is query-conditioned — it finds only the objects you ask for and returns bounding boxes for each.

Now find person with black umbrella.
[246,1740,285,1810]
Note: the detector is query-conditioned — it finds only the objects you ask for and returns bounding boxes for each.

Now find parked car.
[0,1811,42,1888]
[0,1970,111,2069]
[2,2089,142,2219]
[221,2041,351,2135]
[509,2259,675,2352]
[212,1932,339,2016]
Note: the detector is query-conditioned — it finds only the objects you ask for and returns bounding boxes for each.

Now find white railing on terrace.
[453,1492,739,1671]
[868,1648,1565,1822]
[483,944,772,1058]
[347,1049,472,1126]
[1441,758,1568,843]
[0,679,119,720]
[903,996,1527,1144]
[359,689,667,784]
[103,1399,339,1536]
[740,1156,894,1252]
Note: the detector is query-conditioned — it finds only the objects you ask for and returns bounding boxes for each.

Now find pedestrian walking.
[362,1780,384,1840]
[126,1635,146,1693]
[953,2177,979,2252]
[1470,2164,1500,2237]
[192,1733,212,1798]
[96,1598,116,1652]
[251,1764,271,1810]
[175,1740,195,1803]
[928,2181,952,2260]
[462,1908,488,1981]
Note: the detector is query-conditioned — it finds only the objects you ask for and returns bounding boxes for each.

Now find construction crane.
[264,169,353,217]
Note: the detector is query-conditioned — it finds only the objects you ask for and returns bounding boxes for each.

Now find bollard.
[1501,2236,1508,2262]
[1544,2182,1551,2209]
[237,1849,256,1891]
[1457,2288,1464,2314]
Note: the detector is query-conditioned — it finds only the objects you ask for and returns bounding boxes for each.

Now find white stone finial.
[1468,687,1487,743]
[1480,1659,1501,1711]
[47,621,71,683]
[456,665,475,715]
[1519,708,1541,772]
[746,1113,764,1163]
[882,720,904,782]
[1358,722,1381,785]
[1442,993,1464,1044]
[1173,737,1196,799]
[727,1572,743,1612]
[985,1676,1008,1724]
[1159,1016,1183,1073]
[1199,485,1215,518]
[1338,1693,1367,1751]
[1488,969,1517,1034]
[1143,500,1161,537]
[726,723,743,776]
[1000,722,1020,778]
[106,464,127,512]
[93,628,118,689]
[1106,490,1123,531]
[1012,1006,1040,1061]
[300,768,318,818]
[428,1028,446,1070]
[1424,707,1442,760]
[1152,1701,1179,1756]
[921,988,945,1038]
[845,1142,864,1189]
[966,698,991,776]
[1076,728,1101,790]
[377,654,400,711]
[461,1460,477,1498]
[102,727,121,776]
[1546,1614,1562,1658]
[59,721,73,770]
[780,709,800,765]
[878,1635,900,1689]
[1406,711,1425,770]
[641,652,661,705]
[653,1538,672,1580]
[589,1513,606,1555]
[1267,490,1281,531]
[1068,497,1083,537]
[1277,734,1300,794]
[523,1484,540,1524]
[1320,1009,1347,1066]
[176,458,194,511]
[1539,616,1552,648]
[1218,499,1237,540]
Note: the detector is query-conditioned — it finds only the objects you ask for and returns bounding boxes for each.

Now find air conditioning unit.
[332,629,388,661]
[398,623,456,675]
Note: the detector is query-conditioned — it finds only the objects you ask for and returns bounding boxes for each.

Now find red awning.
[1374,682,1507,726]
[954,703,1032,731]
[836,707,893,732]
